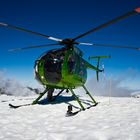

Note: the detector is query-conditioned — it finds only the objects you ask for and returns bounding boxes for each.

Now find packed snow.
[0,71,140,140]
[0,92,140,140]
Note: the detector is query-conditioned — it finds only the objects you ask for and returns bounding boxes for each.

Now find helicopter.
[0,7,140,110]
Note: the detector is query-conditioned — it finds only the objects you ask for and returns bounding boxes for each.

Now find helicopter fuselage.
[34,47,87,89]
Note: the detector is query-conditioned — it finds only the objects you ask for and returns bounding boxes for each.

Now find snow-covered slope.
[131,91,140,98]
[0,94,140,140]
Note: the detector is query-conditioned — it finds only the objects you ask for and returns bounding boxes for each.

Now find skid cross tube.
[32,88,49,105]
[82,85,97,105]
[53,89,64,100]
[69,88,85,110]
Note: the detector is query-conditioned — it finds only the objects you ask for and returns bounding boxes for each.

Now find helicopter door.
[44,58,62,84]
[68,55,75,73]
[67,47,87,80]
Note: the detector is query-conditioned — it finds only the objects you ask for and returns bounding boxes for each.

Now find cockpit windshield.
[41,48,65,83]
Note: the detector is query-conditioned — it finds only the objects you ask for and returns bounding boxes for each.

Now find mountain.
[131,91,140,98]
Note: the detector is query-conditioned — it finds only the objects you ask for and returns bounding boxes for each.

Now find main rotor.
[0,7,140,52]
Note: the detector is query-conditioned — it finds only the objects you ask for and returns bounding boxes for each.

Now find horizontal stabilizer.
[88,55,111,60]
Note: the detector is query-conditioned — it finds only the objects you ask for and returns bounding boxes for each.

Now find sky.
[0,0,140,89]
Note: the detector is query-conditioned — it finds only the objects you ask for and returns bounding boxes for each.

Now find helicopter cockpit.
[44,49,64,83]
[73,47,83,57]
[34,48,65,84]
[34,47,84,85]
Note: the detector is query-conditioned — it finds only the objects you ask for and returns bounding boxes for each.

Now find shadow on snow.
[38,95,75,105]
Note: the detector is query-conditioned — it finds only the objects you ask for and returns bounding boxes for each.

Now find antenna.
[109,75,112,105]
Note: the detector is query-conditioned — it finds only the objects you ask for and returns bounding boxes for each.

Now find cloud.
[86,69,140,97]
[86,78,132,97]
[0,68,139,97]
[0,71,36,96]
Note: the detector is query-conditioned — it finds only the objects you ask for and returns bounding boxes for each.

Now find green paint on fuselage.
[34,47,91,89]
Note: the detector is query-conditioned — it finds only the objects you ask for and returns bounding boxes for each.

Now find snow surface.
[0,93,140,140]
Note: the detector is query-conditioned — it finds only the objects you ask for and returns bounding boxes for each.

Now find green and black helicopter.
[0,7,140,110]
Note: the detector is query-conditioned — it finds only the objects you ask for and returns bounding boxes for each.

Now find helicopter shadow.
[38,95,94,110]
[38,95,75,105]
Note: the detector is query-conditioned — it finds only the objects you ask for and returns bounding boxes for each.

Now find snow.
[0,94,140,140]
[131,91,140,98]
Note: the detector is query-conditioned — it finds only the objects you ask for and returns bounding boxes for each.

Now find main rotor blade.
[0,22,62,42]
[79,42,140,51]
[8,43,61,52]
[73,7,140,41]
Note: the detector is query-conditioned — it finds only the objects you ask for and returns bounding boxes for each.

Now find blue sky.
[0,0,140,89]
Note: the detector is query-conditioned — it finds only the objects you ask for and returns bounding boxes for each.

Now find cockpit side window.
[44,49,66,74]
[68,53,76,73]
[48,60,62,73]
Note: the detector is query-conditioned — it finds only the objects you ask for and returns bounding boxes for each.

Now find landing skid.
[9,88,64,109]
[9,85,98,111]
[65,102,98,117]
[69,85,98,110]
[9,103,32,109]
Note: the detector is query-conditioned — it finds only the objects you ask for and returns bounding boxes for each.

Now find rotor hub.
[61,38,78,45]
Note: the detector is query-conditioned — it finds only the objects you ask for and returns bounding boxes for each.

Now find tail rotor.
[89,55,110,81]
